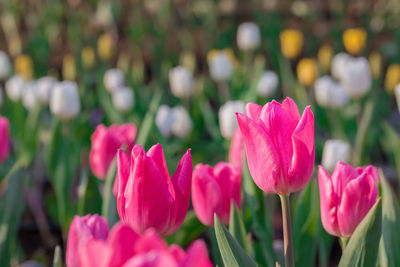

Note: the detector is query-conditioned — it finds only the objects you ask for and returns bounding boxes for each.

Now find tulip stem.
[279,194,294,267]
[340,237,349,253]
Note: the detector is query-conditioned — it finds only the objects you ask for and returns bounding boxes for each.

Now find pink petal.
[281,97,301,121]
[134,229,168,254]
[357,165,380,183]
[229,129,243,172]
[182,240,213,267]
[0,117,10,163]
[79,239,112,267]
[107,223,139,267]
[244,103,262,122]
[122,251,178,267]
[117,149,132,222]
[330,162,359,200]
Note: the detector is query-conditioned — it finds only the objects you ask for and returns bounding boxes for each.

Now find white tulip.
[169,66,194,98]
[209,52,234,82]
[37,76,56,104]
[5,75,25,102]
[112,86,134,112]
[0,51,11,80]
[237,22,261,51]
[50,81,81,120]
[22,81,38,111]
[219,100,245,138]
[331,53,350,81]
[314,76,349,108]
[395,84,400,112]
[155,105,175,137]
[171,106,193,138]
[104,69,124,93]
[322,139,351,172]
[257,71,279,97]
[341,57,371,98]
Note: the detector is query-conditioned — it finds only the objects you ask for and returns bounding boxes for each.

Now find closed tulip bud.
[219,100,245,139]
[81,46,95,69]
[207,49,234,82]
[169,66,194,98]
[22,81,38,111]
[395,84,400,112]
[155,105,175,137]
[331,53,351,81]
[90,123,137,180]
[237,22,261,51]
[237,97,314,195]
[297,58,318,86]
[116,144,192,236]
[321,139,351,172]
[229,129,243,172]
[368,51,381,79]
[318,44,333,71]
[0,116,10,163]
[343,28,367,55]
[171,106,193,138]
[62,54,76,81]
[5,75,25,102]
[112,86,135,113]
[36,76,56,104]
[50,81,81,120]
[280,29,304,59]
[341,57,371,98]
[319,162,378,238]
[192,162,241,226]
[0,51,11,80]
[257,71,279,97]
[14,54,33,80]
[385,64,400,94]
[314,76,349,108]
[104,69,125,93]
[97,33,114,61]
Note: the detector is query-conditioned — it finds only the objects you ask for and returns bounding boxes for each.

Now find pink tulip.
[192,162,241,226]
[318,161,378,238]
[229,129,243,172]
[89,123,137,179]
[236,97,314,195]
[0,116,10,163]
[116,144,192,236]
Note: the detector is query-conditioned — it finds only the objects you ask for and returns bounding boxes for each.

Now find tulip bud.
[319,162,378,238]
[207,49,234,82]
[341,57,371,98]
[112,86,135,113]
[192,162,241,226]
[0,116,10,163]
[36,76,56,105]
[318,44,333,71]
[50,81,81,120]
[280,29,303,59]
[97,33,114,61]
[321,139,351,172]
[219,100,245,139]
[155,105,175,137]
[368,51,381,79]
[169,66,194,98]
[14,54,33,80]
[171,106,193,138]
[331,53,351,81]
[314,76,349,108]
[343,28,367,55]
[385,64,400,94]
[22,81,38,111]
[297,58,318,86]
[116,144,192,236]
[5,75,25,102]
[395,84,400,112]
[104,69,125,93]
[237,22,261,51]
[0,51,11,80]
[257,71,279,97]
[62,54,76,81]
[81,46,95,69]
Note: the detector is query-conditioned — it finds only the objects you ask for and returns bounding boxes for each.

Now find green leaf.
[229,202,251,254]
[338,199,382,267]
[214,215,257,267]
[101,157,118,227]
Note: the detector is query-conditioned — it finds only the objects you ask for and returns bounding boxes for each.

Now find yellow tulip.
[343,28,366,55]
[297,58,318,86]
[180,50,196,73]
[81,46,95,69]
[318,44,333,71]
[63,54,76,81]
[280,29,303,59]
[385,64,400,93]
[14,54,33,80]
[368,51,381,79]
[97,33,114,61]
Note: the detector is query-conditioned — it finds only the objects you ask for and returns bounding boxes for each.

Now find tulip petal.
[134,229,168,254]
[281,97,301,121]
[117,149,132,221]
[245,103,262,121]
[229,129,243,172]
[183,240,213,267]
[107,223,139,267]
[147,144,172,185]
[122,251,178,267]
[79,239,112,267]
[331,161,360,199]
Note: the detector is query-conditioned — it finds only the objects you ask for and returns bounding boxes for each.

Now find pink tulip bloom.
[0,116,10,163]
[236,97,314,195]
[318,161,378,238]
[89,123,137,179]
[116,144,192,236]
[192,162,241,226]
[229,129,243,172]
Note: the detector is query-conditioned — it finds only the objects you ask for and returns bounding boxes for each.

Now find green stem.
[340,237,349,253]
[352,100,374,166]
[279,194,294,267]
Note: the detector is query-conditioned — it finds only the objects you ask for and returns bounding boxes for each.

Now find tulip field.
[1,1,400,267]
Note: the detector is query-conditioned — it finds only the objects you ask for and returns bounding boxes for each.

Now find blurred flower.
[395,84,400,112]
[236,97,314,195]
[90,123,137,180]
[169,66,194,98]
[104,69,125,93]
[36,76,56,105]
[192,162,241,226]
[117,51,130,73]
[237,22,261,51]
[0,116,10,163]
[343,28,366,55]
[171,106,193,138]
[62,54,76,81]
[229,129,243,172]
[95,1,113,27]
[341,57,371,98]
[50,81,81,120]
[22,81,38,111]
[297,58,318,86]
[81,46,95,69]
[155,105,175,137]
[5,75,25,102]
[331,53,351,81]
[385,64,400,94]
[314,76,349,108]
[219,100,245,139]
[219,0,237,14]
[116,144,192,236]
[257,71,279,97]
[368,51,381,79]
[207,49,235,82]
[14,54,33,80]
[180,50,196,73]
[112,86,135,113]
[280,29,303,59]
[0,51,11,80]
[318,44,333,71]
[97,33,114,61]
[319,162,378,238]
[321,139,351,172]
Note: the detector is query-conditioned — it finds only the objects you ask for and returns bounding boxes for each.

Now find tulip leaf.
[338,199,382,267]
[214,215,257,267]
[101,157,118,227]
[229,202,251,255]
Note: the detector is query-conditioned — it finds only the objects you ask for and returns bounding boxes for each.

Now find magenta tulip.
[236,97,314,195]
[229,129,243,172]
[89,123,137,179]
[192,162,241,226]
[0,116,10,163]
[116,144,192,236]
[318,161,378,238]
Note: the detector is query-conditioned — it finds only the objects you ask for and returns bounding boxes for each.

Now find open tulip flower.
[318,161,378,238]
[116,144,192,236]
